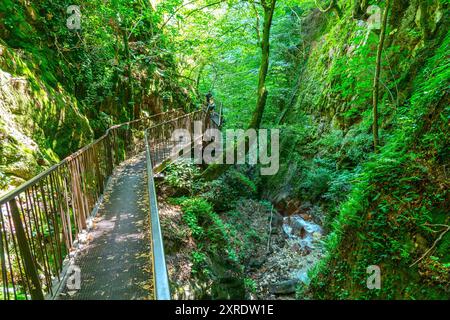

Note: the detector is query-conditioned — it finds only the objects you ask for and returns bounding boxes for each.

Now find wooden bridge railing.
[0,109,182,300]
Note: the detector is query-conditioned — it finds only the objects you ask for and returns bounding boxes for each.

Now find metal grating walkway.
[58,153,152,300]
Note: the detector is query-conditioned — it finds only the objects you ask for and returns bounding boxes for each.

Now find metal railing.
[144,132,170,300]
[144,110,205,300]
[0,109,182,300]
[146,111,205,168]
[203,101,223,130]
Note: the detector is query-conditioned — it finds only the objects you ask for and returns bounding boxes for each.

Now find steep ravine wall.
[265,0,449,299]
[0,42,92,194]
[0,0,193,195]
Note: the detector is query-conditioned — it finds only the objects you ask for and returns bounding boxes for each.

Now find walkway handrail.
[202,103,223,129]
[0,110,183,204]
[144,131,170,300]
[143,110,205,300]
[0,109,181,300]
[0,107,211,300]
[146,110,204,168]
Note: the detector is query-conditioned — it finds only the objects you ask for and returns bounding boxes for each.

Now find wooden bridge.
[0,107,222,300]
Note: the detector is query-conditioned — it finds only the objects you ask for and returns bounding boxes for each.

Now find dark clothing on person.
[208,102,216,112]
[205,92,213,105]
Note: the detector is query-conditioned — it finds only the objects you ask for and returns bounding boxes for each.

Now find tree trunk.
[419,1,431,41]
[202,0,276,180]
[248,0,276,129]
[372,0,390,152]
[196,63,205,96]
[122,31,135,120]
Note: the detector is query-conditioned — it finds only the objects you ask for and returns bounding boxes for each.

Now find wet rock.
[270,211,284,231]
[285,199,301,215]
[246,212,325,299]
[283,215,322,251]
[273,196,300,216]
[300,213,313,221]
[249,257,267,269]
[269,279,299,294]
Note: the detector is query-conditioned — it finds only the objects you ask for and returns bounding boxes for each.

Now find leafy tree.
[249,0,277,129]
[372,0,390,152]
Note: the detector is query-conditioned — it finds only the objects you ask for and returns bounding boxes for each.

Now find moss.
[307,28,450,300]
[0,32,92,192]
[0,40,93,158]
[261,0,449,299]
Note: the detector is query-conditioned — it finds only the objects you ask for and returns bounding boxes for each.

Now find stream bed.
[248,214,325,299]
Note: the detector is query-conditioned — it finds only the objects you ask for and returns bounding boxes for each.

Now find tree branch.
[161,0,200,29]
[251,1,261,46]
[410,224,450,268]
[315,0,341,17]
[315,0,334,13]
[184,0,229,18]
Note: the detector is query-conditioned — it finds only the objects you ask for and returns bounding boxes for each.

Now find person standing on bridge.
[208,97,216,113]
[205,91,213,106]
[205,91,216,113]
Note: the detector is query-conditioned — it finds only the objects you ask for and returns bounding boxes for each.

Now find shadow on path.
[58,153,152,300]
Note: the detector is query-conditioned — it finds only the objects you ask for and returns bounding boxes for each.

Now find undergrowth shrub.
[0,171,10,189]
[308,29,450,300]
[299,158,335,202]
[164,159,201,195]
[178,197,245,294]
[202,168,257,212]
[180,197,228,248]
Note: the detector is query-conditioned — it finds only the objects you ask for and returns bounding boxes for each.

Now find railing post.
[0,216,8,299]
[106,134,114,176]
[219,102,223,126]
[8,200,44,300]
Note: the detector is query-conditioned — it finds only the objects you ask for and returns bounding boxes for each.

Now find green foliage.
[168,0,306,127]
[182,204,204,239]
[309,29,450,300]
[1,0,447,301]
[180,197,228,248]
[164,159,201,195]
[299,158,335,202]
[0,171,10,189]
[202,168,258,212]
[178,196,246,293]
[191,250,208,275]
[244,277,257,294]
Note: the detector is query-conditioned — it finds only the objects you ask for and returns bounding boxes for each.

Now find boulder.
[268,279,299,295]
[270,211,284,230]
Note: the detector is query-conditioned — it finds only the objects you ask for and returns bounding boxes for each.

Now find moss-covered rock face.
[0,42,92,194]
[0,0,194,196]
